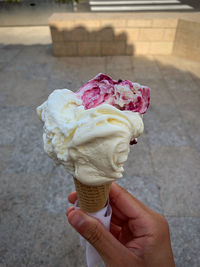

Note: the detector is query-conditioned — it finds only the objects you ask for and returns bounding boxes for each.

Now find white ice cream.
[37,89,144,186]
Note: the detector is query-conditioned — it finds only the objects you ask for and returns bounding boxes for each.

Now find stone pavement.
[0,27,200,267]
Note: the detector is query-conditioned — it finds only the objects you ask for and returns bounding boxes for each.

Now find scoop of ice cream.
[37,89,144,186]
[77,73,150,114]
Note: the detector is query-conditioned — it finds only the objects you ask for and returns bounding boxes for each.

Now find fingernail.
[69,211,85,229]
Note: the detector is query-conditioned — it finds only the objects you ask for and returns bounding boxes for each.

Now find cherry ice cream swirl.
[77,73,150,146]
[77,73,150,114]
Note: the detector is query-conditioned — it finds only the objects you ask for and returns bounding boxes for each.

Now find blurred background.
[0,0,200,26]
[0,1,200,266]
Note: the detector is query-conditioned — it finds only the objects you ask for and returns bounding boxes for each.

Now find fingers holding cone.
[66,206,140,266]
[66,182,143,265]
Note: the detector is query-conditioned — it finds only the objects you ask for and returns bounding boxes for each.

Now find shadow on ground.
[0,42,200,267]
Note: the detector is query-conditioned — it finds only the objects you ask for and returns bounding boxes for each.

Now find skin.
[66,183,175,267]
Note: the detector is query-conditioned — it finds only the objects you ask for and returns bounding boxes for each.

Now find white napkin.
[75,200,112,267]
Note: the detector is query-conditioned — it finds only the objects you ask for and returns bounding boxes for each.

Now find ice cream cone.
[74,177,111,213]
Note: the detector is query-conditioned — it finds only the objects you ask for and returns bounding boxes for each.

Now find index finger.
[68,191,77,204]
[109,183,151,219]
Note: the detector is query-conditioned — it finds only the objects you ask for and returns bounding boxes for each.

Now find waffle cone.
[73,178,111,213]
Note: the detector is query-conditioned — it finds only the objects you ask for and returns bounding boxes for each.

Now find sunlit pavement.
[0,26,200,267]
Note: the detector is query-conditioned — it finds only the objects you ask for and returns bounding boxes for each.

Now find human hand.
[66,183,175,267]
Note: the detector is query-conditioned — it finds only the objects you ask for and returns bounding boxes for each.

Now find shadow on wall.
[50,25,134,56]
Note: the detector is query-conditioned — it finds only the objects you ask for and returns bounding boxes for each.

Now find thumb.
[67,209,133,264]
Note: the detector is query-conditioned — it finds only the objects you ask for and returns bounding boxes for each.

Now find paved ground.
[0,26,200,267]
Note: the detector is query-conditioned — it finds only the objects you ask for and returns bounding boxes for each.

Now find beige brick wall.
[138,28,165,41]
[133,42,150,55]
[50,27,64,42]
[163,29,176,42]
[53,42,77,56]
[173,19,200,62]
[101,41,126,56]
[78,42,100,56]
[48,14,189,57]
[127,19,152,28]
[149,42,173,55]
[152,18,178,28]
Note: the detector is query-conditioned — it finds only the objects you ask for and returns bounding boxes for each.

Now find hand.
[66,183,175,267]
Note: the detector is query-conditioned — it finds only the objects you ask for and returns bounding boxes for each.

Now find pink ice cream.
[76,73,150,114]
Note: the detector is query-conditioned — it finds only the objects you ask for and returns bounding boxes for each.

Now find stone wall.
[49,13,177,56]
[173,19,200,62]
[49,13,199,60]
